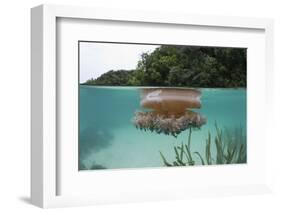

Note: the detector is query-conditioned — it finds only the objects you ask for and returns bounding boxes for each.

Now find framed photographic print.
[78,41,247,170]
[31,4,274,208]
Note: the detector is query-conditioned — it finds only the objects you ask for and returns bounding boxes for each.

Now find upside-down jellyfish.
[133,88,206,137]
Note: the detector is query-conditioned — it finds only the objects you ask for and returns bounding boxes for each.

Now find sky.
[79,42,160,83]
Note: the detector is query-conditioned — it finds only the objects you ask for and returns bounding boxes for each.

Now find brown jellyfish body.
[140,88,202,114]
[133,88,206,137]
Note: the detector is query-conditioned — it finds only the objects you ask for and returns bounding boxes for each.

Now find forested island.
[82,45,246,88]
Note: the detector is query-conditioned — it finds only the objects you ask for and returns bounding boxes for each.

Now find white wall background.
[0,0,280,212]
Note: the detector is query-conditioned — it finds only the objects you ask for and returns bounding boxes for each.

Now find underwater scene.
[79,42,247,170]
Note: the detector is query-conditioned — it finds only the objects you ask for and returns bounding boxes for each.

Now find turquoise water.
[79,86,246,170]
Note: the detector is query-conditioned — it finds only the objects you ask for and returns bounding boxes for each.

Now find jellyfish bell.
[133,88,207,137]
[140,88,202,115]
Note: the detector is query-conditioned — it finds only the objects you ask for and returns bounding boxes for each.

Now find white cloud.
[79,42,159,83]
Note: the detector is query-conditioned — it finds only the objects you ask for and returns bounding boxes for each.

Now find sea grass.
[159,123,246,167]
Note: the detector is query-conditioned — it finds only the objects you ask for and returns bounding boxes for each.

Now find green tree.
[82,45,246,88]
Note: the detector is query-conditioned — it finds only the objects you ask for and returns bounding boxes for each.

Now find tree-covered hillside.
[83,45,246,88]
[84,70,134,86]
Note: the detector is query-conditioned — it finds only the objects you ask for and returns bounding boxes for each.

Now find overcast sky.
[79,42,160,83]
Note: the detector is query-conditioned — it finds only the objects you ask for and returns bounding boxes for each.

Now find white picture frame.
[31,4,274,208]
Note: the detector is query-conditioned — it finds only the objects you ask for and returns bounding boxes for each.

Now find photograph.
[78,41,247,170]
